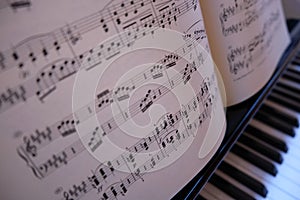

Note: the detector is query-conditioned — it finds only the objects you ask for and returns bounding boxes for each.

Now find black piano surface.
[172,20,300,200]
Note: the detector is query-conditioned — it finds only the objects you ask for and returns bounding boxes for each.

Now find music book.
[0,0,290,199]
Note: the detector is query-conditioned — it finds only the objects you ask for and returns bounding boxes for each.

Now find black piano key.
[254,111,296,137]
[287,66,300,76]
[260,103,299,127]
[268,92,300,113]
[225,153,300,200]
[283,70,300,84]
[291,58,300,66]
[277,81,300,102]
[231,144,278,176]
[209,174,255,200]
[218,161,268,197]
[194,194,207,200]
[245,125,288,153]
[238,134,283,164]
[273,87,300,104]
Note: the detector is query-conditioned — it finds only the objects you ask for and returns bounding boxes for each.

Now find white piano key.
[289,64,300,72]
[226,153,298,200]
[203,182,235,200]
[250,119,300,172]
[274,160,300,185]
[199,188,219,200]
[243,131,300,186]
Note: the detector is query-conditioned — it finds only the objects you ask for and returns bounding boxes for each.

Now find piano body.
[173,16,300,200]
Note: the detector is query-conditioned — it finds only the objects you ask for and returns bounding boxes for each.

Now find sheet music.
[200,0,290,106]
[0,0,226,199]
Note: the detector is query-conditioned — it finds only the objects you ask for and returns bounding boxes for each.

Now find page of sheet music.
[200,0,290,106]
[0,0,226,199]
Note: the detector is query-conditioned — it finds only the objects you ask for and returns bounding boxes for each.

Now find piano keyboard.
[197,53,300,199]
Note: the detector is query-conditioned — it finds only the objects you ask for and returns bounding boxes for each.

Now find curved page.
[0,0,225,200]
[200,0,290,106]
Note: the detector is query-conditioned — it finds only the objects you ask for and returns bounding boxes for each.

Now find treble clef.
[23,135,37,157]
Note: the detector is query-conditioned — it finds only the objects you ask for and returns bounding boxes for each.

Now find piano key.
[250,119,300,170]
[264,100,300,128]
[245,124,288,153]
[209,173,255,200]
[268,92,300,113]
[283,70,300,84]
[260,103,299,127]
[214,170,263,199]
[231,143,278,176]
[201,183,234,200]
[198,188,217,200]
[218,161,268,197]
[287,66,300,76]
[273,86,300,104]
[254,110,296,137]
[277,77,300,95]
[272,158,300,186]
[291,57,300,66]
[241,128,300,185]
[245,152,300,197]
[226,153,299,200]
[238,133,283,164]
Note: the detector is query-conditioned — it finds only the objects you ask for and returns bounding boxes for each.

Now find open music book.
[0,0,290,199]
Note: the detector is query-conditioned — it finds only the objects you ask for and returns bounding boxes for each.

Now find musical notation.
[17,51,212,175]
[220,0,274,37]
[10,38,205,160]
[0,0,227,199]
[17,78,214,180]
[0,0,196,76]
[59,86,214,200]
[0,23,204,114]
[219,0,258,23]
[226,8,281,76]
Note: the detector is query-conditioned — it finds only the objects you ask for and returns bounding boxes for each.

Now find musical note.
[150,64,164,79]
[182,63,197,84]
[87,127,103,152]
[139,89,156,112]
[114,84,135,102]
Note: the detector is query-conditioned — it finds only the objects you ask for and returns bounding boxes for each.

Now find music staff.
[61,91,213,200]
[226,9,281,76]
[219,0,258,23]
[13,39,204,159]
[220,0,274,37]
[0,0,194,75]
[17,78,213,180]
[0,28,204,114]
